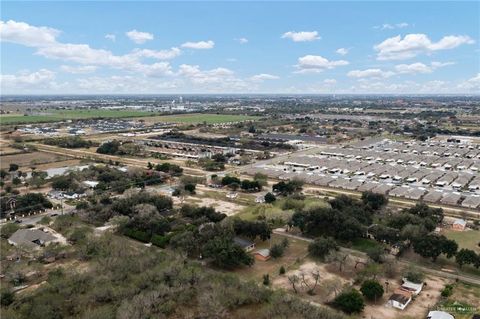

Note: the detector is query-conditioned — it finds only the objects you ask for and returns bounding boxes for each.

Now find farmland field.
[0,111,259,125]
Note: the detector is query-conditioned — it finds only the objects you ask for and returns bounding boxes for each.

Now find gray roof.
[8,229,57,250]
[233,237,254,248]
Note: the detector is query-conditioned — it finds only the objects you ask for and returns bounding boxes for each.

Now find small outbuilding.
[401,278,424,295]
[452,218,467,231]
[254,249,271,261]
[387,288,412,310]
[426,310,454,319]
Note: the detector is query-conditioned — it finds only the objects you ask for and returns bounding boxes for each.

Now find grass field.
[436,282,480,319]
[444,229,480,253]
[142,113,259,124]
[237,197,329,222]
[0,111,259,125]
[0,110,158,124]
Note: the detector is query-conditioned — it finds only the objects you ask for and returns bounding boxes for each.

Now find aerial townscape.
[0,1,479,319]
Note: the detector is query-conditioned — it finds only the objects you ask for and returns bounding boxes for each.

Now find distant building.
[233,237,255,252]
[452,218,467,231]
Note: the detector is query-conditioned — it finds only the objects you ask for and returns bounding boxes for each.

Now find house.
[254,249,271,261]
[401,278,424,295]
[233,237,255,252]
[226,192,238,199]
[427,311,454,319]
[452,218,467,231]
[387,288,412,310]
[83,180,99,189]
[8,229,58,250]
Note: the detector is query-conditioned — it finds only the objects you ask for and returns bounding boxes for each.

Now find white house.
[401,278,424,295]
[387,289,412,310]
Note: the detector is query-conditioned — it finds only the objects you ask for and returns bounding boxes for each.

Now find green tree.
[202,236,254,269]
[9,163,19,172]
[264,192,276,203]
[332,289,365,314]
[308,237,339,260]
[1,223,20,239]
[360,280,384,302]
[455,249,478,268]
[361,191,388,211]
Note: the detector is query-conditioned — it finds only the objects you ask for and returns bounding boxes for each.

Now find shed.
[426,311,454,319]
[387,288,412,310]
[452,218,467,231]
[401,278,424,295]
[254,249,271,261]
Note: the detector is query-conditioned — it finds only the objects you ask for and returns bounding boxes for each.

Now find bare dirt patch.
[363,275,449,319]
[188,197,245,216]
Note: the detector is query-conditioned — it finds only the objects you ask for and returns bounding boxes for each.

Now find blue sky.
[1,1,479,94]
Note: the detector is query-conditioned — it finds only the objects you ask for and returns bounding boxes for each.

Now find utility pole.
[61,197,64,215]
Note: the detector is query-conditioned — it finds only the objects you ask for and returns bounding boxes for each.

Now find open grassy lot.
[444,229,480,253]
[435,282,480,319]
[234,233,309,281]
[0,109,158,125]
[141,113,260,124]
[237,197,330,222]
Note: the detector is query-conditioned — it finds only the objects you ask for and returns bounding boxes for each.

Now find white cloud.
[395,61,455,74]
[129,47,181,60]
[1,69,59,91]
[336,48,349,56]
[125,29,154,44]
[375,22,409,30]
[0,20,59,47]
[347,68,395,78]
[60,65,97,74]
[282,31,320,42]
[323,79,337,84]
[181,40,214,49]
[1,20,181,78]
[250,73,280,82]
[295,55,349,73]
[105,34,116,42]
[177,64,250,91]
[236,37,248,44]
[374,33,475,60]
[457,73,480,92]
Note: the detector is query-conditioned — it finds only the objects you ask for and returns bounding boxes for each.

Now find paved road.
[1,208,75,226]
[273,230,480,286]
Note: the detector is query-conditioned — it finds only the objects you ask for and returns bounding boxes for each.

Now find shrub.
[441,284,454,298]
[308,237,338,260]
[360,279,384,301]
[279,266,286,275]
[332,289,365,314]
[123,228,151,243]
[263,274,270,286]
[151,234,169,248]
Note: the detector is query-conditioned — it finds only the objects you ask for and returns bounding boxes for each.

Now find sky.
[1,1,479,95]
